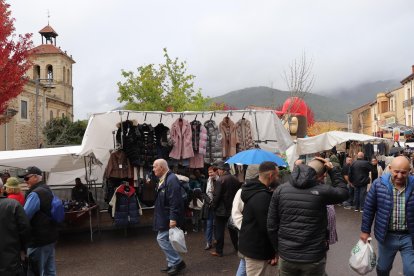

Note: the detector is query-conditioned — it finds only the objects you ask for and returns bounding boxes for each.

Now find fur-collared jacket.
[169,118,194,160]
[116,120,141,166]
[204,120,223,165]
[220,117,238,158]
[236,118,255,152]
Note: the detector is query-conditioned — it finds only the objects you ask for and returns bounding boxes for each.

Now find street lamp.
[35,78,55,148]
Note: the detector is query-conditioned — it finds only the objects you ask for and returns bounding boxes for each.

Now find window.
[21,100,27,119]
[62,66,66,83]
[380,101,388,113]
[67,69,70,85]
[33,65,40,80]
[47,65,53,80]
[62,113,65,118]
[50,110,53,120]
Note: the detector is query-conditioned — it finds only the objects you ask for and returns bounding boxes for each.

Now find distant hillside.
[326,79,401,106]
[211,86,353,122]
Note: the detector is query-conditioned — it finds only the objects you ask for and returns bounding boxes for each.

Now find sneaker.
[360,210,364,213]
[354,209,359,212]
[344,206,352,210]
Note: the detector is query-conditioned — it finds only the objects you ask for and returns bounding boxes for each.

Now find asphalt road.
[55,207,404,276]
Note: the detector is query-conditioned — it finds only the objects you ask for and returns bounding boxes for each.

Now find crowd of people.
[0,167,94,276]
[154,150,414,276]
[2,149,414,276]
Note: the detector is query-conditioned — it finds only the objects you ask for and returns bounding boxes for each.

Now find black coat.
[239,180,274,260]
[267,164,348,263]
[349,159,372,187]
[0,196,31,274]
[212,172,241,217]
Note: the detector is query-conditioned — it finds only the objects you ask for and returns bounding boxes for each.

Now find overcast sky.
[8,0,414,119]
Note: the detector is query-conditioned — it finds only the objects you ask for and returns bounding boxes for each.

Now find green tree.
[117,48,211,112]
[43,117,87,146]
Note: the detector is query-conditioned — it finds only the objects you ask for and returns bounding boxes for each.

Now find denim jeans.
[157,230,182,267]
[353,185,367,211]
[27,243,56,276]
[236,258,247,276]
[204,209,214,245]
[346,184,354,205]
[377,233,414,276]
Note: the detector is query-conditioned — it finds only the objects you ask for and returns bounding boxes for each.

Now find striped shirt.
[389,177,407,231]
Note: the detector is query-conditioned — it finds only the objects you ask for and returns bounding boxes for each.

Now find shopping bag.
[169,227,188,253]
[349,238,376,275]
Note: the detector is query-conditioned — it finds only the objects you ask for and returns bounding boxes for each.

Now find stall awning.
[380,123,414,133]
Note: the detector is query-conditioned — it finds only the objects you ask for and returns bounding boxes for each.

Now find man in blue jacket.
[360,156,414,276]
[153,159,186,275]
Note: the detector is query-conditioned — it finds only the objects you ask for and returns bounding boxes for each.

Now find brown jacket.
[104,150,134,179]
[220,117,238,158]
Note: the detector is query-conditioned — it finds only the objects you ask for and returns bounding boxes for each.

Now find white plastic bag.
[169,227,188,253]
[349,238,376,275]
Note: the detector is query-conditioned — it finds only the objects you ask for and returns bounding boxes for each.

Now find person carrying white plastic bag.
[169,227,188,253]
[349,238,376,275]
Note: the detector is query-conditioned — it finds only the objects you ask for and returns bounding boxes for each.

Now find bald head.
[390,156,410,171]
[389,156,411,187]
[357,152,364,159]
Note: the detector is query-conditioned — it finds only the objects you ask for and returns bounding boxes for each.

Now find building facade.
[0,24,75,150]
[351,85,406,139]
[402,66,414,127]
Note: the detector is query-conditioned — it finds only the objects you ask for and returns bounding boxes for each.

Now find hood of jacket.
[290,164,319,189]
[241,179,269,203]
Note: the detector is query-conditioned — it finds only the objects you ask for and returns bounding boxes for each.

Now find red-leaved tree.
[0,0,33,116]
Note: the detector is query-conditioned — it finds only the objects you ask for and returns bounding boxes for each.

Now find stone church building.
[0,24,75,150]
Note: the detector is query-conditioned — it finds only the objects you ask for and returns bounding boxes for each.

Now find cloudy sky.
[8,0,414,119]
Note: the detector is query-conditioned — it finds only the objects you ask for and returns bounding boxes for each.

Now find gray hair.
[154,159,169,170]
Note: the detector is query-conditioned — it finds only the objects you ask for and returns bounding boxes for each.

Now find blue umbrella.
[225,149,287,166]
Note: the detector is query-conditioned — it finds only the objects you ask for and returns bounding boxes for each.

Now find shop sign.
[386,117,396,125]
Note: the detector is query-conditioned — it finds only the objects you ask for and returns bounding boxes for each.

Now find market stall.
[286,131,392,168]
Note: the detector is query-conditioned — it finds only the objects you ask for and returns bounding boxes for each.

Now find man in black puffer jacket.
[239,162,279,275]
[267,157,348,276]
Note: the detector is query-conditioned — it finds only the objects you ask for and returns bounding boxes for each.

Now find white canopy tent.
[0,109,293,187]
[286,131,392,169]
[0,146,103,188]
[77,110,294,164]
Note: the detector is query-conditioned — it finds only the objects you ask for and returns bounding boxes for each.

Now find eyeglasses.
[24,174,34,181]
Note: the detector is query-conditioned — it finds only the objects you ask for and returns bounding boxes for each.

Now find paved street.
[56,206,404,276]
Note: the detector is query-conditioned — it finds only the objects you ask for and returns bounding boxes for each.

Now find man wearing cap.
[267,158,348,276]
[0,181,31,275]
[211,161,241,257]
[21,166,58,276]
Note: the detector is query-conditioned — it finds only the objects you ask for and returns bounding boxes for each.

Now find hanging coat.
[235,118,255,152]
[169,118,194,160]
[110,184,141,226]
[104,150,134,179]
[204,120,223,165]
[190,124,207,168]
[115,120,141,166]
[154,123,171,159]
[219,117,238,158]
[137,123,158,166]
